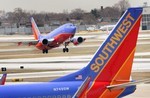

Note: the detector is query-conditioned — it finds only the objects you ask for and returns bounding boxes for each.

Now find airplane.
[18,17,86,54]
[0,73,7,85]
[99,24,115,34]
[0,7,148,98]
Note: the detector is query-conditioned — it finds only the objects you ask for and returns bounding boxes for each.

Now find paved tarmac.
[125,84,150,98]
[0,55,150,72]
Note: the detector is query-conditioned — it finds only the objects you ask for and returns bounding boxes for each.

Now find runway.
[0,55,150,71]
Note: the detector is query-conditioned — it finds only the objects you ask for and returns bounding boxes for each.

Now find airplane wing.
[0,74,7,85]
[107,78,150,91]
[17,40,39,46]
[0,38,38,46]
[72,76,91,98]
[0,38,55,46]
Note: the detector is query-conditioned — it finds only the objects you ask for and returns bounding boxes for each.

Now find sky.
[0,0,149,13]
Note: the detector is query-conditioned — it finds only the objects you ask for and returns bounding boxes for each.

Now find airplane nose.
[65,24,77,34]
[71,26,76,33]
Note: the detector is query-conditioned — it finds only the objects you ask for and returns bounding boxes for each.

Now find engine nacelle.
[71,37,85,45]
[42,39,48,45]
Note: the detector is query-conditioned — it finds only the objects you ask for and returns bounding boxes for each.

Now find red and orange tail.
[31,17,41,40]
[88,7,142,82]
[0,74,7,85]
[84,7,142,97]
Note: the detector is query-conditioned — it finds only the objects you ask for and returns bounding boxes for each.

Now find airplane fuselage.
[0,81,136,98]
[0,82,80,98]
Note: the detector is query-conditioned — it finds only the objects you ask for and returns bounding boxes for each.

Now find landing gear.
[42,49,48,54]
[63,42,69,53]
[63,48,69,53]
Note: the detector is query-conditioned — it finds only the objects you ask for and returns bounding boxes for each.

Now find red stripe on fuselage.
[36,33,74,50]
[85,15,141,98]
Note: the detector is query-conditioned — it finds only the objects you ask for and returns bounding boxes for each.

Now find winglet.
[31,17,41,40]
[0,73,7,85]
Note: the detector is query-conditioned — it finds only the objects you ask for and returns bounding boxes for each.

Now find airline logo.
[90,13,135,73]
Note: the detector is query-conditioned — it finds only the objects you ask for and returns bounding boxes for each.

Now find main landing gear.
[63,42,69,53]
[42,49,48,54]
[63,48,69,52]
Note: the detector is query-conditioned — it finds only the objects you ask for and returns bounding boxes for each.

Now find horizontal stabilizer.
[107,78,150,90]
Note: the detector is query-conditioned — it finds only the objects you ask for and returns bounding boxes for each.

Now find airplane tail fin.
[52,7,143,84]
[0,74,7,85]
[87,7,142,82]
[80,7,142,98]
[31,17,41,40]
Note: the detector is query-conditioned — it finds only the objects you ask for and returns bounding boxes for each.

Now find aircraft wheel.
[63,48,66,53]
[66,48,69,52]
[46,50,48,54]
[63,48,69,53]
[42,50,45,54]
[42,50,46,54]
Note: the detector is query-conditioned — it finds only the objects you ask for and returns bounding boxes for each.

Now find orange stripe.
[111,48,135,84]
[99,48,135,98]
[98,89,125,98]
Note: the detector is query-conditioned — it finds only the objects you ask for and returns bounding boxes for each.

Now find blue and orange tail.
[31,17,41,40]
[52,7,142,84]
[86,7,142,82]
[0,74,7,85]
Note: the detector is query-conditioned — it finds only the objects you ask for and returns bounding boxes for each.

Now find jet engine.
[42,39,48,45]
[71,37,85,45]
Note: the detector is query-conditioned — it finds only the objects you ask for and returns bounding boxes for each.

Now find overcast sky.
[0,0,149,13]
